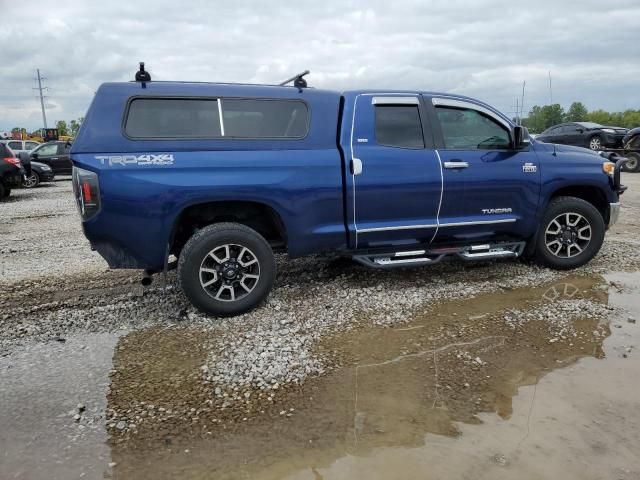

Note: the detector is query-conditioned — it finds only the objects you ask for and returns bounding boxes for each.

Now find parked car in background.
[30,141,73,175]
[0,144,24,200]
[22,161,55,188]
[0,139,41,155]
[537,122,628,151]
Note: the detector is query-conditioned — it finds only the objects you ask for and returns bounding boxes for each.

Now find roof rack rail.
[278,70,310,89]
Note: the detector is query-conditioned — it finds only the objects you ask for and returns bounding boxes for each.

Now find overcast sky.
[1,0,639,132]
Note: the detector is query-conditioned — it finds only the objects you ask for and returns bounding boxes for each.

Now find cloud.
[1,0,639,131]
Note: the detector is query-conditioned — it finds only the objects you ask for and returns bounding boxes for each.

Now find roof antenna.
[279,70,310,90]
[135,62,151,88]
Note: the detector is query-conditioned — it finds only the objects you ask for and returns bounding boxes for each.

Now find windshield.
[577,122,602,128]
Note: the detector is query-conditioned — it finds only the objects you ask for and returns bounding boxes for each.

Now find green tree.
[522,104,565,133]
[56,120,68,136]
[565,102,588,122]
[69,117,83,137]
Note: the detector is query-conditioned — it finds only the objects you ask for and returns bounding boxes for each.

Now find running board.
[352,242,525,269]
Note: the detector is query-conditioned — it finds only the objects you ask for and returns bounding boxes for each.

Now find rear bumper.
[3,171,22,187]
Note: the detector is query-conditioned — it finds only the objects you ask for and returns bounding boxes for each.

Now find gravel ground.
[2,175,640,433]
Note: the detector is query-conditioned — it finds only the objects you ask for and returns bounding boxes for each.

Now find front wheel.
[588,135,603,151]
[22,171,40,188]
[535,196,605,270]
[178,222,276,316]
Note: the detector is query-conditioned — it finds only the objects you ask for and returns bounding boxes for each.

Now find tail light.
[72,166,101,220]
[3,156,21,168]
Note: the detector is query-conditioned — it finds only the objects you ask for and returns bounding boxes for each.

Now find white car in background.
[0,139,41,155]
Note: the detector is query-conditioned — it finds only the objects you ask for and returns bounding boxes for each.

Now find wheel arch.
[545,185,610,225]
[169,200,288,260]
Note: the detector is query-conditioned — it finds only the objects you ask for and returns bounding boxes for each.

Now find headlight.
[41,165,51,171]
[601,128,615,134]
[602,161,615,176]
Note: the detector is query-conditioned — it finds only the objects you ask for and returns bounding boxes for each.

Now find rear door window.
[25,142,39,150]
[221,99,308,138]
[8,141,22,150]
[125,98,222,138]
[374,105,425,149]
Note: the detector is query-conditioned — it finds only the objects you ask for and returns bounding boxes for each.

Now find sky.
[1,0,639,132]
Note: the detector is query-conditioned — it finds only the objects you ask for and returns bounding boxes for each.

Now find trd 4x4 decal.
[95,154,174,166]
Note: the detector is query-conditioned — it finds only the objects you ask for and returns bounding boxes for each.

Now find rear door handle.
[443,161,469,169]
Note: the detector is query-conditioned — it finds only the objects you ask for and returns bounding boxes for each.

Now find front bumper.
[602,133,626,148]
[39,171,55,182]
[609,202,621,227]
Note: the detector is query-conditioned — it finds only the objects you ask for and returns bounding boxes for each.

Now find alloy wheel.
[544,212,592,258]
[22,173,38,188]
[199,243,260,302]
[589,137,602,150]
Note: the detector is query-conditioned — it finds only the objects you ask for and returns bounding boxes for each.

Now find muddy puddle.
[2,272,639,480]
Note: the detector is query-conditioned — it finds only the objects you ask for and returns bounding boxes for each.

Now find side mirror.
[577,128,584,133]
[31,152,38,159]
[513,126,531,150]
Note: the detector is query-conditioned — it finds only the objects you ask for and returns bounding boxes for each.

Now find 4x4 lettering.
[94,154,174,166]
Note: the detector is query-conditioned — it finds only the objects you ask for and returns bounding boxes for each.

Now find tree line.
[521,102,640,133]
[11,117,84,138]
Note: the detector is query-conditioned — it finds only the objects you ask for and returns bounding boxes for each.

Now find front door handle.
[351,158,363,176]
[51,157,59,160]
[443,161,469,169]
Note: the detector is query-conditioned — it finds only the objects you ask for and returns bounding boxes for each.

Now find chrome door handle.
[51,157,59,160]
[351,158,363,176]
[443,161,469,169]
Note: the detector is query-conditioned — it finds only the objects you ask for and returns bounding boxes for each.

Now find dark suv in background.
[0,144,24,200]
[30,141,73,175]
[537,122,628,151]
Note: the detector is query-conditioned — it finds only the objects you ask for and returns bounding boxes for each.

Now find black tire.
[22,171,40,188]
[535,196,605,270]
[0,183,5,200]
[588,135,603,151]
[178,222,276,316]
[622,152,640,173]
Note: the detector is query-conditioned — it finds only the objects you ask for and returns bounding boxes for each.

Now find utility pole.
[520,80,526,121]
[548,71,553,105]
[35,69,48,129]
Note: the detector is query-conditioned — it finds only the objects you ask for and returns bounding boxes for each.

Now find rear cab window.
[124,97,309,139]
[374,104,425,149]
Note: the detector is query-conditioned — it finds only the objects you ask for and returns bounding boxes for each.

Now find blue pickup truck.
[71,68,627,316]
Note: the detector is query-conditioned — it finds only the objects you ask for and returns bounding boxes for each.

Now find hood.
[601,125,628,133]
[533,140,604,163]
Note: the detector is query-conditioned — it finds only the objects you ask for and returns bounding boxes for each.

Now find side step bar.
[352,242,525,269]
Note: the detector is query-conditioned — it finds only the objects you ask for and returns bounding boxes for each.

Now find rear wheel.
[622,152,640,172]
[0,184,9,200]
[178,222,276,316]
[22,171,40,188]
[535,196,605,269]
[588,135,603,151]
